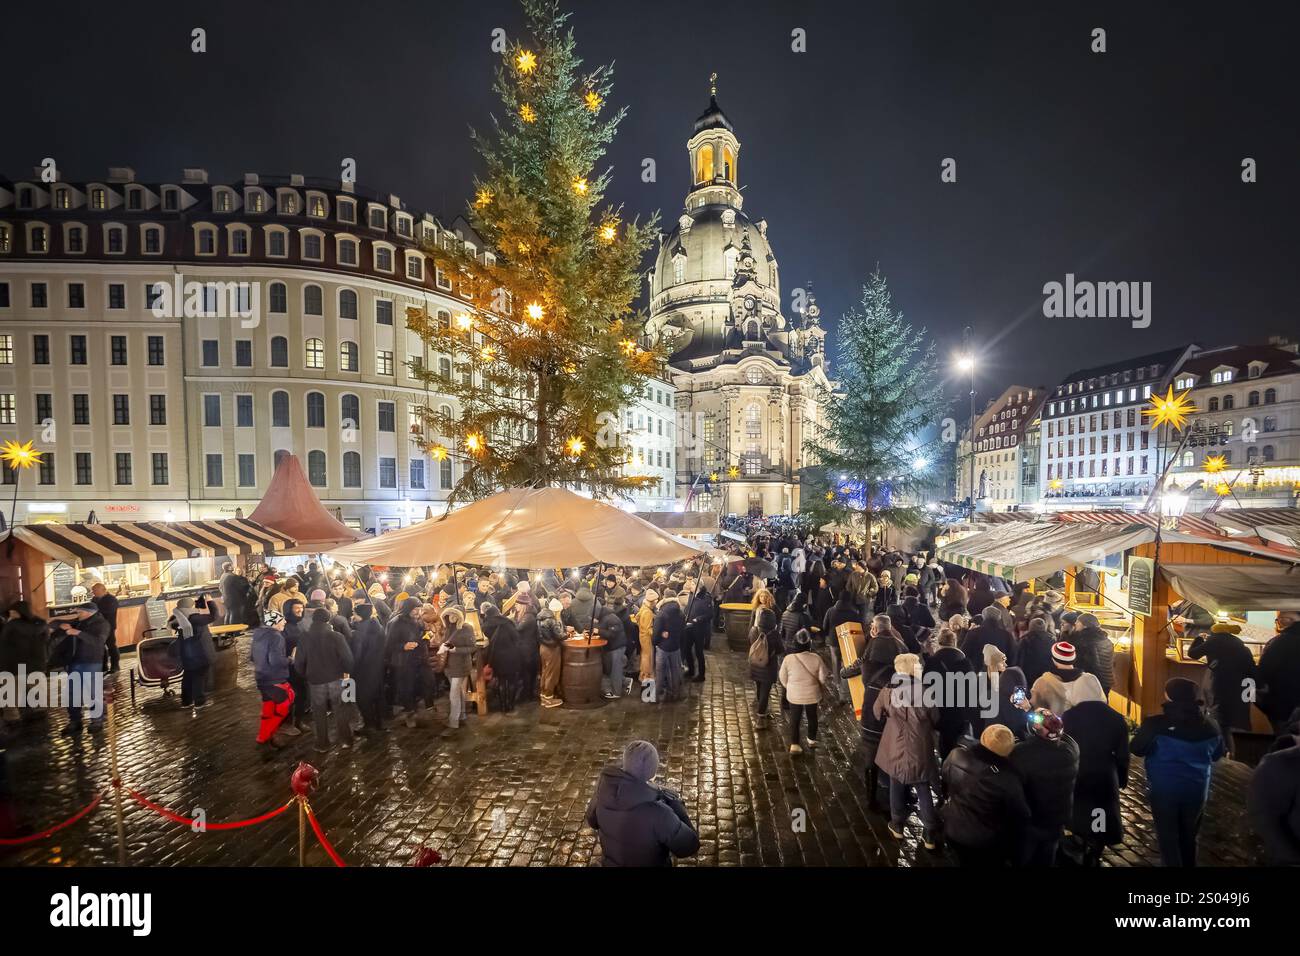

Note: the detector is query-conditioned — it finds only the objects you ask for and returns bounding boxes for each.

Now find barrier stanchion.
[303,801,346,867]
[105,687,127,865]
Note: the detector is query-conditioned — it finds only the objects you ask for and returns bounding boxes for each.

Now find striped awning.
[936,520,1156,582]
[1204,508,1300,549]
[3,519,296,566]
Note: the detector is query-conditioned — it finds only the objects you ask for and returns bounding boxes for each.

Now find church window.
[723,146,734,181]
[673,257,684,284]
[745,404,762,439]
[725,248,737,280]
[695,144,714,184]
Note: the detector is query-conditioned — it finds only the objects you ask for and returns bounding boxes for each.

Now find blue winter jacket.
[1130,701,1224,801]
[250,626,291,685]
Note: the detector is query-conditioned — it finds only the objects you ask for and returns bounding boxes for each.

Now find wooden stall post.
[1129,549,1172,724]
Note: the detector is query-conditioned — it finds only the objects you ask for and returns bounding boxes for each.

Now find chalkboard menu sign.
[1128,556,1155,617]
[145,598,171,634]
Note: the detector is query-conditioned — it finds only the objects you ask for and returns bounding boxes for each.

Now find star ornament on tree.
[0,439,42,471]
[1143,386,1197,431]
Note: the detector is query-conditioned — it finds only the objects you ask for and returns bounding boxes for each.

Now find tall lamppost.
[956,327,976,520]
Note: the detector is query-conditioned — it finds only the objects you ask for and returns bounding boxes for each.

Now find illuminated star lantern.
[825,490,835,501]
[566,436,585,457]
[464,433,484,454]
[620,338,636,355]
[0,439,42,471]
[727,465,740,479]
[517,241,530,254]
[1203,454,1227,474]
[709,472,720,483]
[455,312,473,330]
[526,302,544,322]
[572,177,588,195]
[1214,481,1232,497]
[519,104,537,123]
[1050,478,1064,490]
[1143,386,1197,431]
[584,90,602,112]
[430,445,448,461]
[600,222,618,243]
[515,49,537,74]
[474,187,493,208]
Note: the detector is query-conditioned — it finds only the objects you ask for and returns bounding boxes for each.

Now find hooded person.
[348,602,388,733]
[480,601,525,714]
[294,607,355,753]
[250,609,299,746]
[439,605,477,730]
[170,595,217,710]
[960,604,1015,671]
[1061,673,1129,864]
[584,740,700,867]
[872,652,942,849]
[597,596,630,700]
[635,590,659,687]
[1018,616,1057,689]
[940,724,1032,866]
[1130,677,1225,867]
[536,597,567,707]
[980,644,1030,739]
[926,626,976,759]
[1071,612,1115,697]
[569,583,597,634]
[366,582,393,625]
[386,596,431,727]
[1187,621,1259,758]
[1010,708,1080,866]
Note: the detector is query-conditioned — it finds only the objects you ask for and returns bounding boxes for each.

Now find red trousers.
[256,682,295,743]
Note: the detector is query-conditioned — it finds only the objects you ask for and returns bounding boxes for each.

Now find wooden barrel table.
[209,624,247,692]
[720,602,753,652]
[561,637,607,709]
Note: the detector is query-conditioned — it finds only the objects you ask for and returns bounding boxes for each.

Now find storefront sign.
[1128,556,1155,617]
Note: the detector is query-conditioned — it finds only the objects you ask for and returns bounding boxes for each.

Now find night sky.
[6,0,1298,406]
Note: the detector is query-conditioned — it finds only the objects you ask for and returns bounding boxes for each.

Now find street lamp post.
[957,327,976,521]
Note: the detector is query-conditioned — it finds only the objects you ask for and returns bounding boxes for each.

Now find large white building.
[956,385,1043,512]
[647,88,833,517]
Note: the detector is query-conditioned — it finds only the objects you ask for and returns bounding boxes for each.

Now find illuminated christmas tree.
[408,0,663,504]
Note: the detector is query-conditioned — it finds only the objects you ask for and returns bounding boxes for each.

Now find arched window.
[304,338,324,369]
[307,450,327,487]
[1264,388,1277,404]
[745,404,762,439]
[438,404,453,434]
[439,357,452,381]
[1207,397,1219,412]
[1263,416,1277,433]
[339,289,358,320]
[342,451,361,487]
[304,285,323,315]
[273,448,291,468]
[722,146,734,181]
[694,144,714,184]
[340,394,360,429]
[271,391,290,427]
[1222,394,1235,410]
[339,341,359,371]
[306,391,325,428]
[437,309,451,332]
[270,336,289,367]
[1262,445,1276,462]
[268,282,287,313]
[1248,390,1260,406]
[1221,420,1234,436]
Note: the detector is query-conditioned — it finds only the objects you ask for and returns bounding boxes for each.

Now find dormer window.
[307,193,328,218]
[105,225,125,253]
[302,231,323,261]
[395,215,413,238]
[18,187,34,209]
[55,188,71,209]
[368,206,387,230]
[1175,375,1195,390]
[1211,368,1234,384]
[374,244,394,273]
[337,198,356,223]
[214,189,234,213]
[91,188,106,210]
[1248,361,1266,379]
[163,189,179,211]
[247,190,266,213]
[277,190,298,215]
[406,253,423,280]
[127,188,144,210]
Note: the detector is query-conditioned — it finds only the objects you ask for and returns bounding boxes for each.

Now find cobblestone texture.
[0,639,1263,867]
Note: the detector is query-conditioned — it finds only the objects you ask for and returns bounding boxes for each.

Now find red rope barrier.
[304,802,346,867]
[0,793,103,846]
[126,789,294,830]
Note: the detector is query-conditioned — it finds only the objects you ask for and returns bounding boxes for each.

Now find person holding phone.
[585,740,699,866]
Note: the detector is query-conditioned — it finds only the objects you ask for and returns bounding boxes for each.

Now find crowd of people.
[3,532,1299,869]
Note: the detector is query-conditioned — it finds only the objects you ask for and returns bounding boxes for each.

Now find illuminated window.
[723,146,734,181]
[694,144,713,184]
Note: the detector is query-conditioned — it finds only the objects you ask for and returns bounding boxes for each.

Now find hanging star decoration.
[1143,386,1196,431]
[583,90,602,112]
[1214,481,1233,497]
[1203,454,1228,474]
[519,104,537,123]
[727,465,740,479]
[0,439,42,471]
[515,49,537,74]
[709,471,720,483]
[566,436,585,457]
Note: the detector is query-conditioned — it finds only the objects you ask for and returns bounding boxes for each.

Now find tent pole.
[587,562,604,645]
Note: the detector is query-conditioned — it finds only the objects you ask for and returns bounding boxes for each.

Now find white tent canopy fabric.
[1162,563,1300,612]
[329,487,706,569]
[936,521,1156,582]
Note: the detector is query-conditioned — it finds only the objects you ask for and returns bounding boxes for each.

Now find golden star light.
[584,90,602,112]
[525,302,545,322]
[464,433,483,453]
[0,439,42,470]
[566,436,585,457]
[709,471,720,482]
[474,187,493,208]
[1143,386,1196,431]
[1214,481,1232,497]
[727,465,740,479]
[572,177,588,195]
[600,222,618,243]
[1203,454,1227,474]
[515,50,537,74]
[519,104,536,123]
[430,445,448,461]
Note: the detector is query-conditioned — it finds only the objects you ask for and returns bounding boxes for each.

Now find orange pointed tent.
[248,453,367,553]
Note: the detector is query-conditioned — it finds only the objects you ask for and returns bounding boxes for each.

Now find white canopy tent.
[936,520,1156,582]
[329,486,706,569]
[1161,563,1300,612]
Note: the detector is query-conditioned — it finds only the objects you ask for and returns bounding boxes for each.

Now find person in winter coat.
[1248,712,1300,865]
[597,599,629,700]
[585,740,700,866]
[569,584,597,634]
[823,590,864,705]
[440,606,477,730]
[1259,612,1300,733]
[50,603,110,735]
[780,593,814,652]
[295,608,355,752]
[874,653,941,849]
[926,627,975,760]
[780,629,828,754]
[1071,613,1115,698]
[682,586,713,683]
[635,590,658,687]
[652,596,686,702]
[219,563,258,628]
[268,576,302,615]
[1018,616,1057,690]
[537,598,567,707]
[1187,622,1258,759]
[980,645,1029,739]
[387,597,431,727]
[1009,708,1079,865]
[941,724,1032,866]
[841,616,909,809]
[967,577,997,618]
[937,579,968,622]
[480,601,525,714]
[872,571,897,616]
[748,608,785,723]
[1061,673,1129,864]
[898,587,936,632]
[511,602,541,698]
[348,603,388,733]
[250,609,297,747]
[1,602,49,726]
[170,596,216,710]
[1131,677,1225,867]
[961,605,1014,671]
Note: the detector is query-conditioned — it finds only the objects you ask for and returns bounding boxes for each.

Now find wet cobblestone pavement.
[1,640,1264,867]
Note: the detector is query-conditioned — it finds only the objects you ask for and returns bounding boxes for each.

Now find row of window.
[1047,385,1153,417]
[1205,390,1278,410]
[4,450,171,488]
[1057,364,1163,397]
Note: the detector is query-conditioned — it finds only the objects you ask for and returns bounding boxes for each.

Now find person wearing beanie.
[294,606,355,753]
[1071,612,1115,698]
[651,590,686,703]
[1059,610,1079,635]
[348,602,388,734]
[940,724,1032,866]
[1019,616,1057,688]
[635,589,659,688]
[960,604,1015,673]
[1062,673,1130,865]
[979,641,1030,739]
[872,652,942,849]
[1010,706,1079,865]
[536,596,567,707]
[1131,677,1225,866]
[1050,641,1082,683]
[309,588,328,605]
[584,740,700,866]
[780,629,829,755]
[50,601,113,735]
[169,595,217,712]
[250,608,299,747]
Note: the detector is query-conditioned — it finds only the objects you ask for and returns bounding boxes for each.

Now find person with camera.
[1009,707,1079,865]
[585,740,700,866]
[51,603,110,736]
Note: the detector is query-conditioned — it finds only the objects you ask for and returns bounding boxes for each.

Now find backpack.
[748,629,772,667]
